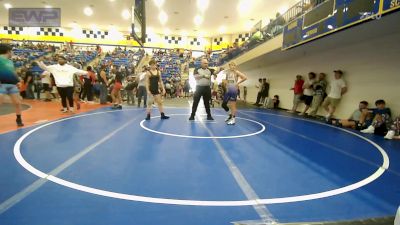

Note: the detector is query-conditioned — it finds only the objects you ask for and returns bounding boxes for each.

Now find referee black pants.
[191,85,211,116]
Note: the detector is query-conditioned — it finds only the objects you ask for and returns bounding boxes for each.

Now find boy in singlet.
[221,62,247,125]
[145,59,169,120]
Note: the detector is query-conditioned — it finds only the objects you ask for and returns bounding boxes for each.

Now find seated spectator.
[331,101,370,129]
[384,116,400,140]
[361,99,392,136]
[265,95,280,109]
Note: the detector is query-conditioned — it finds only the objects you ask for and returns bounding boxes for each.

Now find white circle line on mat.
[13,109,389,206]
[140,114,266,139]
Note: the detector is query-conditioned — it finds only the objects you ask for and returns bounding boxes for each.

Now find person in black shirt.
[145,59,169,120]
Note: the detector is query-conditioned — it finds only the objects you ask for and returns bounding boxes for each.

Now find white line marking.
[11,109,389,206]
[0,110,141,214]
[199,120,277,223]
[140,114,266,139]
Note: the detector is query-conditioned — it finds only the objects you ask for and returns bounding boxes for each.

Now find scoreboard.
[282,0,400,50]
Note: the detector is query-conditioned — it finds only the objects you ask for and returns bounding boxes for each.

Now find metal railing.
[215,0,328,66]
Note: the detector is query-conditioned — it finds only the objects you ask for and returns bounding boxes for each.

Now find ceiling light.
[194,15,203,26]
[109,0,116,2]
[4,3,12,9]
[197,0,209,12]
[218,26,227,34]
[159,11,168,25]
[122,9,131,20]
[84,7,93,16]
[153,0,165,8]
[237,0,251,15]
[45,5,52,8]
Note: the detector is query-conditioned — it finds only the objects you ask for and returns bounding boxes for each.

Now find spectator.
[81,66,96,102]
[331,101,370,129]
[24,70,35,99]
[289,75,304,113]
[299,72,317,116]
[309,73,327,117]
[322,70,347,120]
[260,78,270,106]
[361,99,392,136]
[125,76,137,105]
[254,78,263,106]
[243,86,247,103]
[384,116,400,140]
[265,95,280,109]
[40,70,52,101]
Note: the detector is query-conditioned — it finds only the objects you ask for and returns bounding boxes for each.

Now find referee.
[189,58,214,121]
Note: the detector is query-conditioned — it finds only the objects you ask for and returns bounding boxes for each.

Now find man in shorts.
[322,70,347,120]
[0,44,24,126]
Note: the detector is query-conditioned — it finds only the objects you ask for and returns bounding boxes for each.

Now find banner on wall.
[9,8,61,27]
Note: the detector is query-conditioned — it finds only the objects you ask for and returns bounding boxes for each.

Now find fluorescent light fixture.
[194,15,203,26]
[197,0,209,12]
[84,7,93,16]
[218,26,227,34]
[153,0,165,8]
[159,11,168,25]
[4,3,12,9]
[122,9,131,20]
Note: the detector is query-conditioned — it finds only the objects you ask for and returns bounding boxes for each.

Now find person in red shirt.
[289,75,304,113]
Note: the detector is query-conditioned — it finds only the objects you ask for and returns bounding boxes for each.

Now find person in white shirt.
[299,72,317,116]
[37,56,88,113]
[136,66,148,108]
[322,70,347,120]
[40,70,52,101]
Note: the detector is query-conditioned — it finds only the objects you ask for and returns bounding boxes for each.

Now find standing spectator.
[243,86,247,103]
[37,56,88,113]
[136,66,148,108]
[309,73,327,117]
[184,79,190,98]
[40,70,52,101]
[24,70,35,99]
[0,44,24,126]
[289,75,304,113]
[253,78,263,106]
[98,65,109,104]
[125,76,137,105]
[111,72,123,109]
[81,66,96,102]
[299,72,317,116]
[260,78,270,105]
[322,70,347,120]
